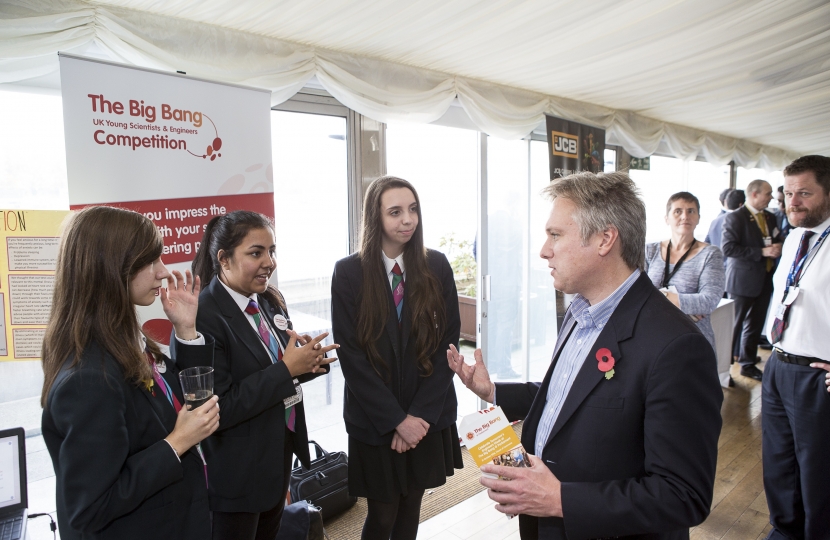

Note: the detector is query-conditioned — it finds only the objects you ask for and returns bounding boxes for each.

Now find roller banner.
[59,54,274,345]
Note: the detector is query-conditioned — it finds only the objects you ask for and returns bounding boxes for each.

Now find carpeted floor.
[323,422,523,540]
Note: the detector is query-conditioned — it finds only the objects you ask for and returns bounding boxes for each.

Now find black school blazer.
[178,276,326,513]
[497,274,723,540]
[331,249,461,445]
[42,339,213,540]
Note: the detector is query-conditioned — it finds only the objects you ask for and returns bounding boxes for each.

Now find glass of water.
[178,366,214,410]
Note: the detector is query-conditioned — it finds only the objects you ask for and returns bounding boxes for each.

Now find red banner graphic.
[70,193,275,265]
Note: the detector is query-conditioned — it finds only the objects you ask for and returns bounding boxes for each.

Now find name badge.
[783,287,800,306]
[273,314,289,331]
[284,378,303,408]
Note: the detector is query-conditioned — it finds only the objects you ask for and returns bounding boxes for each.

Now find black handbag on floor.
[289,441,356,520]
[276,501,328,540]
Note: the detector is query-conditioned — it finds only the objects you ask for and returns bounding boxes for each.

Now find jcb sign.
[551,131,578,158]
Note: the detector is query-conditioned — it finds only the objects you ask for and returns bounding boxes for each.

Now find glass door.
[271,109,350,451]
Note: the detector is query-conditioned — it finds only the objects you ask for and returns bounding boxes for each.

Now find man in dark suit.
[722,179,782,381]
[448,171,723,540]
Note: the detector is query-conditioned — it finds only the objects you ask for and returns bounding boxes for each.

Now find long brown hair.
[191,211,286,311]
[357,176,446,378]
[41,206,164,406]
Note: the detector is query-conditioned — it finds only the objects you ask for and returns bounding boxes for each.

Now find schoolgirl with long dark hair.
[186,210,338,540]
[331,176,463,540]
[41,206,219,540]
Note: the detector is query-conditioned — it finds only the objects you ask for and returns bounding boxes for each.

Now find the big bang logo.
[551,130,578,159]
[87,94,223,162]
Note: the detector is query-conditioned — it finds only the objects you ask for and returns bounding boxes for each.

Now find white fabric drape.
[0,0,801,169]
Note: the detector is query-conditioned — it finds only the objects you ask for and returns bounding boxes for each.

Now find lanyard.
[147,352,182,412]
[662,239,696,288]
[785,224,830,291]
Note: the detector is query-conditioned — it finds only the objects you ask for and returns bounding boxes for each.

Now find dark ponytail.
[192,211,286,311]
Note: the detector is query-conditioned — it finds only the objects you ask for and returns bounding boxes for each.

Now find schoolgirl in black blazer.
[41,206,219,540]
[331,176,462,540]
[186,211,337,540]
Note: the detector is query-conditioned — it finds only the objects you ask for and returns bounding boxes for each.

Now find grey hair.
[746,179,769,195]
[541,171,646,271]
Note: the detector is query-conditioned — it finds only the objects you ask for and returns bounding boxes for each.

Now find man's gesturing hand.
[479,454,563,518]
[447,345,495,403]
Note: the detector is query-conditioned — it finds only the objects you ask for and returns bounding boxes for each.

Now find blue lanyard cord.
[785,224,830,290]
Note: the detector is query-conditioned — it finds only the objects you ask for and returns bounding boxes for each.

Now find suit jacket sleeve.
[560,332,721,538]
[185,305,296,432]
[331,259,408,435]
[49,366,182,533]
[722,211,762,261]
[494,382,542,423]
[407,252,461,425]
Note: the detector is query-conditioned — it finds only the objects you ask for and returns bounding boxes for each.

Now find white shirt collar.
[382,251,405,276]
[218,278,257,313]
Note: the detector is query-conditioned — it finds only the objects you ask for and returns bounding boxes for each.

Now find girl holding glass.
[41,206,219,540]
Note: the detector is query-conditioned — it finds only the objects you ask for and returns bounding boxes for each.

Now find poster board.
[0,210,69,361]
[59,54,274,338]
[545,115,605,179]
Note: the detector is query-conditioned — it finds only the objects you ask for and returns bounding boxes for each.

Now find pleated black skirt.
[348,423,464,501]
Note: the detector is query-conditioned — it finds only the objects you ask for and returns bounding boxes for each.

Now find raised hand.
[281,330,339,377]
[160,270,200,340]
[447,344,495,403]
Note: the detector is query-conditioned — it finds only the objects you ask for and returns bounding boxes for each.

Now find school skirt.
[348,423,463,501]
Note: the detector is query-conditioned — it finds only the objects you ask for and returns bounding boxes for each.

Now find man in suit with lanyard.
[448,171,722,539]
[722,179,783,381]
[762,155,830,540]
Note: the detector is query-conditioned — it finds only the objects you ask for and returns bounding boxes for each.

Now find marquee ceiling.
[88,0,830,156]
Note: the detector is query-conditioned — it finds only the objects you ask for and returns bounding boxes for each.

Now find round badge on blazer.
[273,314,289,331]
[156,359,167,373]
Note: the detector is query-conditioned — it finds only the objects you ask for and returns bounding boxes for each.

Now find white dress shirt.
[765,214,830,359]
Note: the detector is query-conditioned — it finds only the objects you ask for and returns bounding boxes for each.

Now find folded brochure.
[460,406,529,519]
[460,406,530,473]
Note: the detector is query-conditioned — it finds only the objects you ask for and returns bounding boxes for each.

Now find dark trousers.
[730,271,773,367]
[212,432,294,540]
[762,352,830,540]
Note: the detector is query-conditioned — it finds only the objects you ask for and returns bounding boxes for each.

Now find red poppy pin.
[596,348,615,380]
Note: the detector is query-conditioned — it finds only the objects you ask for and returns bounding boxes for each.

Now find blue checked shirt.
[534,270,641,456]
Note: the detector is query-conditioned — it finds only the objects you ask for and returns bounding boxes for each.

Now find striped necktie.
[756,212,774,272]
[391,263,404,321]
[769,230,815,344]
[245,300,295,431]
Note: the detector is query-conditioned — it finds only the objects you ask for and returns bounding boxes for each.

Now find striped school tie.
[245,300,295,431]
[391,263,404,321]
